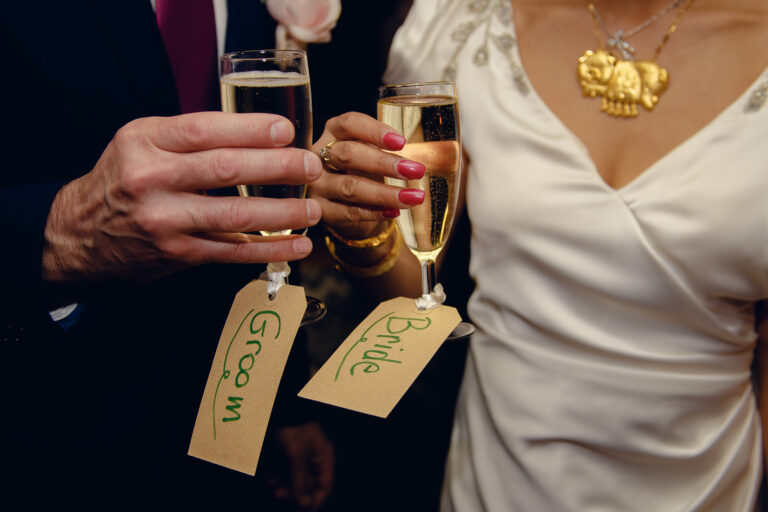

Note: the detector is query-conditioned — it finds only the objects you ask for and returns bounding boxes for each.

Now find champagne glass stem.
[415,257,446,311]
[419,259,436,308]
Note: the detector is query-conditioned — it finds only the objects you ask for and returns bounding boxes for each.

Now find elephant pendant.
[577,49,669,118]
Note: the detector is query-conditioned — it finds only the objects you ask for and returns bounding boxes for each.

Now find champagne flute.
[378,82,475,340]
[219,49,325,325]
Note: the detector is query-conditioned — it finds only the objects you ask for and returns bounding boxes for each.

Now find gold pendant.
[577,49,669,117]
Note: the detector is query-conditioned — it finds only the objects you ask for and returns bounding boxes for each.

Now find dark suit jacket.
[0,1,309,507]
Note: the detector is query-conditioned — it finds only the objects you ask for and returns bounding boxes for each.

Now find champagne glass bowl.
[219,49,325,325]
[378,81,475,340]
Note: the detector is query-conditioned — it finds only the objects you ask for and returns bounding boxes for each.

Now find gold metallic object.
[319,139,341,170]
[578,50,668,117]
[579,0,696,117]
[325,229,404,278]
[326,220,396,249]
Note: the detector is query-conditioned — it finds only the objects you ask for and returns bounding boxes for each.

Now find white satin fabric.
[385,1,768,510]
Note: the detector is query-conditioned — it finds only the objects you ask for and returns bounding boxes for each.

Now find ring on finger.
[320,139,341,171]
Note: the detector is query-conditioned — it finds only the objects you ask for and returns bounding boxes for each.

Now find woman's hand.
[309,112,426,240]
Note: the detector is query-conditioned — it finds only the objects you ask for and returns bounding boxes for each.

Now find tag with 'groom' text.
[299,297,460,418]
[188,279,306,474]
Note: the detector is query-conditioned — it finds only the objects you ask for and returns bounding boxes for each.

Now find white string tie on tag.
[415,282,446,310]
[260,261,291,300]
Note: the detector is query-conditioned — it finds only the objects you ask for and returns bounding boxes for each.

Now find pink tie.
[156,0,218,113]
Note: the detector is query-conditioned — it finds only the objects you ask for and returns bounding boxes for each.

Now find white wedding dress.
[385,1,768,510]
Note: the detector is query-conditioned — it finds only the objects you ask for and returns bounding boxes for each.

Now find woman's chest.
[423,0,768,299]
[463,115,768,303]
[510,0,768,189]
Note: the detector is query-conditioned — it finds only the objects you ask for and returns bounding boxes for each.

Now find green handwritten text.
[336,312,432,380]
[222,396,243,422]
[212,309,281,439]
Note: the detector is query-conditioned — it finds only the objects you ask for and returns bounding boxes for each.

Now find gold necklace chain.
[578,0,697,118]
[648,0,696,59]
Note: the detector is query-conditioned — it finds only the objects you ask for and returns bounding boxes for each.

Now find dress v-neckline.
[505,3,768,196]
[548,76,766,196]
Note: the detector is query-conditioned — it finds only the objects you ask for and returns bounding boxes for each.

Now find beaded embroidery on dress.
[745,77,768,112]
[443,0,529,94]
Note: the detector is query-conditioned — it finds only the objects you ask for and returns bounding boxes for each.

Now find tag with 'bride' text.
[188,279,306,474]
[299,297,460,418]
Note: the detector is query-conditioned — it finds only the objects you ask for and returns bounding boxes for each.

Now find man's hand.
[42,112,322,284]
[272,421,335,511]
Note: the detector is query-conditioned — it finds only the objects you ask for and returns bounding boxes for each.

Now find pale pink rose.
[266,0,341,49]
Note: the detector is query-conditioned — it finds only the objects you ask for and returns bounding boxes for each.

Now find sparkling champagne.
[378,95,461,262]
[220,70,313,235]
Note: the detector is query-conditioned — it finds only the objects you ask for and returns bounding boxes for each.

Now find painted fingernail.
[304,152,322,179]
[306,199,321,224]
[383,132,406,150]
[397,160,425,179]
[399,188,425,205]
[270,120,294,145]
[382,207,400,218]
[293,237,313,255]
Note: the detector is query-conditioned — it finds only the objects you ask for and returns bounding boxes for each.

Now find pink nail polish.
[383,132,406,150]
[398,188,425,205]
[397,160,425,179]
[383,207,400,218]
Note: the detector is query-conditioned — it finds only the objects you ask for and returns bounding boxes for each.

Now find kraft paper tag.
[188,279,306,474]
[299,297,460,418]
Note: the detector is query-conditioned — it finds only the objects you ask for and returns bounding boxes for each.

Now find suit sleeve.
[0,182,63,339]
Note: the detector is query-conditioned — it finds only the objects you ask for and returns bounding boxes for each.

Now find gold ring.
[320,140,341,171]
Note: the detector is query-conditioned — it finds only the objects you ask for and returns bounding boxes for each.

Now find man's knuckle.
[119,167,151,196]
[223,243,246,263]
[113,122,143,149]
[133,207,164,236]
[158,239,185,260]
[272,241,289,259]
[225,200,253,231]
[178,116,210,147]
[278,150,296,174]
[213,149,241,183]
